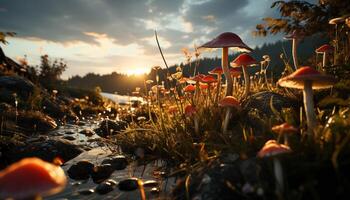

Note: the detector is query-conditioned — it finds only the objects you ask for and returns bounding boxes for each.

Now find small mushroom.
[272,123,298,146]
[218,96,240,134]
[284,30,304,70]
[230,53,257,98]
[258,140,291,199]
[185,104,199,134]
[278,66,337,137]
[315,44,334,70]
[0,157,67,199]
[209,67,224,104]
[200,32,252,96]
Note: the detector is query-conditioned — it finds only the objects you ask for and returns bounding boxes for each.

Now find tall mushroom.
[284,30,304,71]
[230,53,257,98]
[315,44,334,70]
[200,32,252,96]
[329,17,345,64]
[278,66,337,137]
[0,157,67,199]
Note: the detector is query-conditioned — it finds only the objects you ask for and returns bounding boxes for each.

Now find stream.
[46,118,175,200]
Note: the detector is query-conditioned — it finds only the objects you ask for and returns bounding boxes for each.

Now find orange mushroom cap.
[187,74,205,84]
[0,157,67,199]
[315,44,334,53]
[278,66,337,89]
[257,140,291,158]
[230,53,257,67]
[218,96,240,109]
[272,123,298,134]
[183,85,196,93]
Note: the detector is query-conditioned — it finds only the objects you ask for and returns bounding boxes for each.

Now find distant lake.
[100,92,144,104]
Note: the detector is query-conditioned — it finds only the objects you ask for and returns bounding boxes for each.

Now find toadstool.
[230,53,257,98]
[218,96,240,134]
[315,44,334,70]
[200,32,252,96]
[284,30,304,71]
[0,157,67,200]
[272,123,298,146]
[278,66,337,137]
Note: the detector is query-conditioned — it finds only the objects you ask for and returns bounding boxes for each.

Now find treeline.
[66,35,327,94]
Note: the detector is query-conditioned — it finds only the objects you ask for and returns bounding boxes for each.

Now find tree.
[253,0,350,37]
[0,32,16,44]
[38,55,67,88]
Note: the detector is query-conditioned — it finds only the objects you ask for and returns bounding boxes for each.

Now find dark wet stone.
[2,138,83,166]
[65,131,75,135]
[15,111,57,133]
[80,129,94,137]
[0,76,35,96]
[95,182,114,195]
[67,160,95,180]
[150,187,160,195]
[78,189,95,195]
[143,180,159,188]
[101,155,128,170]
[105,179,117,186]
[91,164,115,183]
[94,120,128,137]
[63,135,76,141]
[84,147,92,151]
[118,177,139,191]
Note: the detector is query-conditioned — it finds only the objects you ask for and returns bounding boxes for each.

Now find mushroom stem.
[194,117,199,135]
[242,65,250,98]
[303,81,317,137]
[284,134,289,146]
[292,39,299,70]
[322,52,327,70]
[215,75,221,104]
[222,107,231,134]
[222,47,233,96]
[273,158,284,199]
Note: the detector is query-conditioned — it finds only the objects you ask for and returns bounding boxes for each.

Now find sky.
[0,0,295,79]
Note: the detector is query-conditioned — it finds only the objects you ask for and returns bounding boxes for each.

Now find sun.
[126,68,149,76]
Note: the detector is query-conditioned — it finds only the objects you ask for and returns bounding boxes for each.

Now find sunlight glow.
[125,68,149,75]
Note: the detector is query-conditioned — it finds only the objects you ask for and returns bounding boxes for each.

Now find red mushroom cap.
[209,67,223,75]
[184,105,196,116]
[200,32,252,52]
[200,75,217,84]
[230,53,257,67]
[187,74,205,84]
[229,67,242,77]
[315,44,334,53]
[0,157,67,199]
[257,140,291,158]
[272,123,298,134]
[278,66,337,89]
[199,84,208,90]
[218,96,241,109]
[183,85,196,93]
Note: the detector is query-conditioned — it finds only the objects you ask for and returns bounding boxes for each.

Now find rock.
[16,110,57,133]
[65,131,75,135]
[91,164,115,183]
[118,177,139,191]
[242,91,298,116]
[63,135,76,141]
[95,182,114,195]
[101,155,128,170]
[143,180,159,188]
[94,120,128,137]
[67,160,95,180]
[150,187,160,195]
[241,91,298,134]
[78,189,95,195]
[79,129,94,137]
[105,179,117,186]
[0,76,35,98]
[3,138,83,166]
